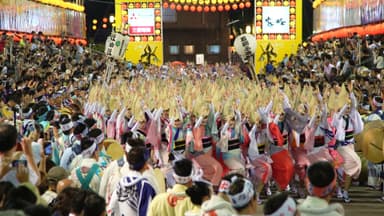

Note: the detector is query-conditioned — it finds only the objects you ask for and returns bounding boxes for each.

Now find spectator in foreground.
[264,192,296,216]
[297,161,344,216]
[184,180,212,216]
[107,146,156,216]
[147,158,195,216]
[227,177,258,216]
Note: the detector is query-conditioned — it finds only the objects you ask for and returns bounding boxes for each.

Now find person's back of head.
[0,181,15,208]
[227,178,257,214]
[24,204,51,216]
[52,187,81,216]
[264,192,296,216]
[0,124,18,153]
[83,191,106,216]
[306,161,336,199]
[126,146,149,171]
[186,181,212,206]
[4,186,37,210]
[173,159,193,185]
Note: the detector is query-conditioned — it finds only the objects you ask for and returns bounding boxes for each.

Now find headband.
[373,96,383,107]
[60,121,73,132]
[228,179,255,208]
[173,172,192,184]
[94,133,105,145]
[81,141,98,158]
[305,173,337,198]
[265,197,296,216]
[22,108,33,119]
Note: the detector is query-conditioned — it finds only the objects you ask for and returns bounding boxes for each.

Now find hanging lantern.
[290,14,295,20]
[180,0,185,3]
[290,0,295,7]
[204,5,210,12]
[269,1,275,6]
[263,1,268,6]
[256,7,262,14]
[245,1,251,8]
[156,36,161,41]
[218,0,223,3]
[290,7,295,14]
[170,3,176,9]
[192,0,198,4]
[256,21,262,26]
[283,1,289,6]
[276,1,282,6]
[163,2,169,8]
[239,2,244,9]
[283,34,290,39]
[184,4,189,11]
[155,9,161,15]
[277,34,282,40]
[128,3,134,8]
[142,36,148,41]
[256,1,262,7]
[142,3,147,8]
[190,5,196,11]
[229,34,234,40]
[155,22,161,29]
[224,4,230,11]
[210,5,216,12]
[148,36,154,41]
[232,3,238,10]
[129,36,135,41]
[176,4,182,10]
[135,2,141,8]
[256,34,262,40]
[290,28,295,33]
[121,3,127,10]
[197,5,203,12]
[149,2,154,8]
[218,5,224,11]
[186,0,192,3]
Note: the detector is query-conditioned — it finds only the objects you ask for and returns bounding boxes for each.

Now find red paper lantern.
[184,4,189,11]
[232,3,238,10]
[263,1,268,6]
[245,1,251,8]
[156,36,161,41]
[283,34,289,39]
[163,2,169,8]
[149,2,154,8]
[135,2,141,8]
[290,1,296,7]
[190,5,196,12]
[197,5,203,12]
[218,5,224,11]
[256,7,262,14]
[276,1,282,6]
[256,34,262,40]
[204,6,210,12]
[155,22,161,29]
[170,3,176,9]
[256,21,262,26]
[290,14,295,20]
[102,17,108,23]
[224,4,230,11]
[239,2,244,9]
[129,37,134,41]
[155,9,161,15]
[122,15,128,22]
[290,28,295,33]
[210,5,216,12]
[142,36,148,41]
[229,34,234,40]
[121,3,127,10]
[269,34,276,40]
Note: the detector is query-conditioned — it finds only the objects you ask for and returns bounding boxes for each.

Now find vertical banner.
[115,0,163,66]
[254,0,302,73]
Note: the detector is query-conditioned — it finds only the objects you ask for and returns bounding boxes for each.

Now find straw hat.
[104,139,125,161]
[358,120,384,163]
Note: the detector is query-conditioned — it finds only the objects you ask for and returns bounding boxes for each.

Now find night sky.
[84,0,115,42]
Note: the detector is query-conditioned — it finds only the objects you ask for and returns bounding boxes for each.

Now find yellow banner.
[254,0,302,72]
[126,41,163,65]
[115,0,163,66]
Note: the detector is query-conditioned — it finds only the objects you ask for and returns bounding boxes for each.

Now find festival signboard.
[115,0,163,66]
[254,0,302,73]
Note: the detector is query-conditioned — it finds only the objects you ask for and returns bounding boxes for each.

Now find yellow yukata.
[147,184,195,216]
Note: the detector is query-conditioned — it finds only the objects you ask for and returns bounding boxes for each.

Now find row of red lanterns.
[163,2,251,11]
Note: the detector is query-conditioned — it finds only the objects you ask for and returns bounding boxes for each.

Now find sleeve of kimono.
[139,181,157,216]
